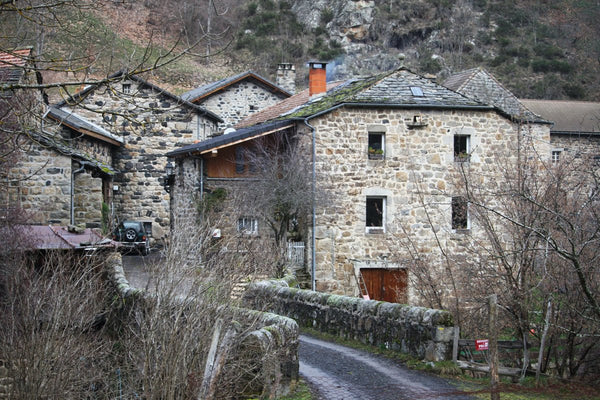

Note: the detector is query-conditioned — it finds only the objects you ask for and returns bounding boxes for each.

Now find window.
[366,196,386,233]
[452,196,469,230]
[237,217,258,235]
[454,135,470,162]
[552,150,561,163]
[122,83,131,94]
[368,132,385,160]
[410,86,424,97]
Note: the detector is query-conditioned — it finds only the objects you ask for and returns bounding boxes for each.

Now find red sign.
[475,339,489,351]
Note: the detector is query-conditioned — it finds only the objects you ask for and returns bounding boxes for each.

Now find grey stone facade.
[300,107,550,299]
[57,74,221,234]
[182,71,291,130]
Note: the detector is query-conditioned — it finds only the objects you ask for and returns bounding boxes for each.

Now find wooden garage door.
[361,268,407,304]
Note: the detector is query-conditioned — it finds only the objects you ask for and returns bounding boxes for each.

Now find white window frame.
[454,134,471,162]
[237,216,258,235]
[122,83,131,94]
[366,196,386,234]
[551,149,562,163]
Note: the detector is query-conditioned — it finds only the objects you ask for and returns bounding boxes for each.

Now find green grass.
[276,380,313,400]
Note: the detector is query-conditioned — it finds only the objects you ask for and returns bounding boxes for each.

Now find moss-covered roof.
[281,67,489,120]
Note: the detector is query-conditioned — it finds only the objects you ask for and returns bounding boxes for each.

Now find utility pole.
[489,294,499,400]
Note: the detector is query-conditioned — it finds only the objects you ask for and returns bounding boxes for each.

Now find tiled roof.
[181,71,291,103]
[520,99,600,134]
[167,119,294,157]
[236,81,344,128]
[56,70,223,123]
[283,68,489,120]
[443,67,546,122]
[0,48,31,68]
[46,107,124,146]
[31,130,118,175]
[0,48,32,87]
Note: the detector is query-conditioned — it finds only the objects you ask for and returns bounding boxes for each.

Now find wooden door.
[361,268,407,304]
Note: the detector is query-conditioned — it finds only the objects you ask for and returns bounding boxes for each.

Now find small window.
[122,83,131,94]
[366,196,386,233]
[368,132,385,160]
[454,135,470,162]
[410,86,424,97]
[551,150,561,163]
[237,217,258,235]
[452,196,469,230]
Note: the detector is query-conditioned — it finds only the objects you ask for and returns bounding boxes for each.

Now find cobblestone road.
[299,334,474,400]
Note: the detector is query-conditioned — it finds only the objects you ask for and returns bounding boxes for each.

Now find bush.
[532,59,572,74]
[564,83,586,99]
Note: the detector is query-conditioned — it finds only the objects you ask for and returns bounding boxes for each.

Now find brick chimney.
[276,63,296,94]
[308,61,327,97]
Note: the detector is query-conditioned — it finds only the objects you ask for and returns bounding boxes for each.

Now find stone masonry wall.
[198,80,287,130]
[105,253,299,398]
[62,80,218,233]
[299,107,550,302]
[73,170,104,228]
[550,133,600,161]
[243,279,455,361]
[1,141,72,225]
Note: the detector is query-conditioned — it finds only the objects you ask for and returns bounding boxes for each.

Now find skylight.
[410,86,424,97]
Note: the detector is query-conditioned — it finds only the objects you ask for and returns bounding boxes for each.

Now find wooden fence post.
[452,326,460,363]
[489,294,499,400]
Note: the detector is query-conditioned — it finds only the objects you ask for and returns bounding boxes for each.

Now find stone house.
[181,67,293,131]
[520,99,600,163]
[167,63,551,304]
[54,70,222,237]
[1,49,121,228]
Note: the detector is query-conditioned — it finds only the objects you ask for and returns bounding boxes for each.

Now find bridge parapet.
[243,279,454,362]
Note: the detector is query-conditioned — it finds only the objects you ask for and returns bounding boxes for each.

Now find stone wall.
[243,279,455,361]
[299,107,550,301]
[1,141,72,225]
[550,133,600,161]
[73,170,104,228]
[198,80,288,130]
[62,79,218,232]
[105,253,299,398]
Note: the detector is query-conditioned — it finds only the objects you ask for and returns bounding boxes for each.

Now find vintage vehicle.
[112,221,150,255]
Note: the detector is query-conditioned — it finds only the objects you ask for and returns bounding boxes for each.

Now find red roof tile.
[0,48,32,68]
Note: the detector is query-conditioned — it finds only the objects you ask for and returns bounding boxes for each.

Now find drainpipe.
[71,161,90,225]
[303,118,317,292]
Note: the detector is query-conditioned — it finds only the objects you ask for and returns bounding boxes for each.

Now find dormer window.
[122,83,131,94]
[410,86,424,97]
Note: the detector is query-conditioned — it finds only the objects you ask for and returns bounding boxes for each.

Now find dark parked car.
[112,221,150,255]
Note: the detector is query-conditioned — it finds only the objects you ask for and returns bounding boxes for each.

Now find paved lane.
[299,334,474,400]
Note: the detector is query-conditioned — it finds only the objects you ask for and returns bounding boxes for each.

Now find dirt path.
[299,334,474,400]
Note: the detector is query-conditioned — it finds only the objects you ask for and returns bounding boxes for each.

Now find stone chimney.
[276,63,296,94]
[308,61,327,97]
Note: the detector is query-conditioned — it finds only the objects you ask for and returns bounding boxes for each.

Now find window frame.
[551,149,562,163]
[366,196,386,234]
[122,83,131,94]
[454,134,471,162]
[237,216,258,235]
[451,196,469,231]
[368,132,385,160]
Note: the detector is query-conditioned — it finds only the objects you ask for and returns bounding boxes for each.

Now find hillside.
[31,0,600,100]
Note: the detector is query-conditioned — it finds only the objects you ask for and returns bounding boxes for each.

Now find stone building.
[167,64,551,304]
[54,71,222,237]
[1,49,120,228]
[520,99,600,163]
[181,69,292,130]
